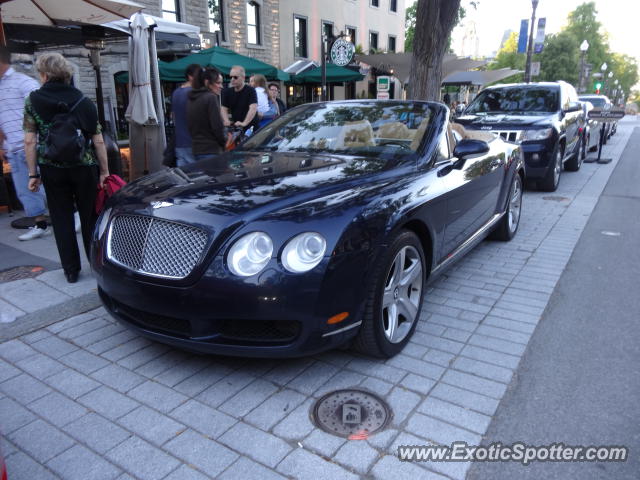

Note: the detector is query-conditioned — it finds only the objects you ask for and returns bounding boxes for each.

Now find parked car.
[578,94,615,141]
[92,100,524,359]
[456,81,584,191]
[579,100,600,153]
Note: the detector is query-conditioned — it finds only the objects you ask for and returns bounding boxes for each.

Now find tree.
[610,53,639,101]
[564,1,609,78]
[405,1,474,52]
[408,0,461,100]
[536,32,580,84]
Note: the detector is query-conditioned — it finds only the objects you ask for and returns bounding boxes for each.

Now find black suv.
[456,81,583,191]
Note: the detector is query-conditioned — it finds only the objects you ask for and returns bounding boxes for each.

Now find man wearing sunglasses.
[221,66,258,133]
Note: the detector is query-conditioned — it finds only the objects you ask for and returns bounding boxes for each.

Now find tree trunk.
[408,0,461,101]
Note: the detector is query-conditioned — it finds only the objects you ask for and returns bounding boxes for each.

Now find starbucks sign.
[330,38,355,67]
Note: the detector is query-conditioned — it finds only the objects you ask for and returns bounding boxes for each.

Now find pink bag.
[95,174,126,214]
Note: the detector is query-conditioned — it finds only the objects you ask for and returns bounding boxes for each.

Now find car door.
[562,84,581,156]
[437,125,503,259]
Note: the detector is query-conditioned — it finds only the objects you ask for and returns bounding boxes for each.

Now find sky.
[445,0,640,61]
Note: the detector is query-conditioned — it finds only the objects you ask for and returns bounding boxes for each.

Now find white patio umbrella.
[125,12,165,177]
[0,0,141,43]
[0,0,142,26]
[125,12,157,126]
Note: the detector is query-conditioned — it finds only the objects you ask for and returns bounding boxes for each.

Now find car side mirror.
[564,102,582,113]
[452,139,490,168]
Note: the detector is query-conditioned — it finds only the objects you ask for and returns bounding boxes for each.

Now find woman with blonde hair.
[24,52,109,283]
[250,73,277,128]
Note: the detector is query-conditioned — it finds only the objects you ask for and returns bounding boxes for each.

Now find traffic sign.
[531,62,540,76]
[376,91,390,100]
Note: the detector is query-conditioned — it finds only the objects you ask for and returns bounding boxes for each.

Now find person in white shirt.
[249,74,277,128]
[0,46,49,241]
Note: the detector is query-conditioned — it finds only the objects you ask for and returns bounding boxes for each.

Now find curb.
[0,291,101,341]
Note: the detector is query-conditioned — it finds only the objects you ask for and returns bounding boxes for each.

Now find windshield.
[238,102,434,158]
[579,96,606,108]
[465,87,560,114]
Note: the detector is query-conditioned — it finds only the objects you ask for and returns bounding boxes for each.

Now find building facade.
[13,0,406,136]
[279,0,405,68]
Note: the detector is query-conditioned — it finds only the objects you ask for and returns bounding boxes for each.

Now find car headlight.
[522,128,553,141]
[97,207,111,239]
[281,232,327,273]
[227,232,273,276]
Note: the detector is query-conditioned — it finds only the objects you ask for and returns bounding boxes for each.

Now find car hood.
[110,150,406,233]
[456,113,555,128]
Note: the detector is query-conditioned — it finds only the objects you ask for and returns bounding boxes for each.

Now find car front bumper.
[92,246,371,358]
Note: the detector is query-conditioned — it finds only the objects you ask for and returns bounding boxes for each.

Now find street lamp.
[578,40,589,93]
[606,71,613,96]
[524,0,540,83]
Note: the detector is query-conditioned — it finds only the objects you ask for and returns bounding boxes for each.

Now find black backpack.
[42,96,88,165]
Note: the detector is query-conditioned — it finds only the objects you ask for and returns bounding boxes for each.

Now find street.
[1,116,638,479]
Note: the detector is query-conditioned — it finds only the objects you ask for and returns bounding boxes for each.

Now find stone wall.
[222,0,280,67]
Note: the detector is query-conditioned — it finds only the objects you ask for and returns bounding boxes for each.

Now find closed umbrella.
[125,12,156,125]
[0,0,142,44]
[125,12,165,178]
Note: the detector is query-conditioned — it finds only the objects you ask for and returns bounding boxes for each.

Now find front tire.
[353,230,426,358]
[539,144,562,192]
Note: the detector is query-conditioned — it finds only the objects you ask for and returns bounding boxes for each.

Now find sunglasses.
[230,75,241,79]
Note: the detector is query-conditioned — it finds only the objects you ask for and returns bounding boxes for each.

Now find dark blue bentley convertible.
[92,101,524,358]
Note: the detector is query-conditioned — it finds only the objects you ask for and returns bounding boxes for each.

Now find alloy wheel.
[381,245,423,343]
[508,175,522,233]
[553,149,562,187]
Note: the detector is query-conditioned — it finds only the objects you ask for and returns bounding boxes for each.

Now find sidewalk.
[0,117,637,480]
[0,215,99,335]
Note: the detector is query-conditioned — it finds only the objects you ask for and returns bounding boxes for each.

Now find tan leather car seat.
[336,120,376,148]
[377,121,411,139]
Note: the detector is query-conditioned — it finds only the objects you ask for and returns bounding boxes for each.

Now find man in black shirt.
[221,66,257,132]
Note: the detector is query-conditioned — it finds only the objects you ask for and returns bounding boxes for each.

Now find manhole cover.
[312,389,392,439]
[542,196,570,202]
[0,266,45,283]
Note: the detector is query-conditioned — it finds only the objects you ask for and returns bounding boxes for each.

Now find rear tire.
[491,172,523,241]
[353,230,426,358]
[565,138,584,172]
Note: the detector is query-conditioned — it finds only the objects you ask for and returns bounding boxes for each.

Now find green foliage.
[489,32,525,71]
[527,1,638,99]
[404,3,417,52]
[536,31,580,84]
[609,53,639,100]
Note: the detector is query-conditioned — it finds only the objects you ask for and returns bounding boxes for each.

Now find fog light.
[531,153,540,161]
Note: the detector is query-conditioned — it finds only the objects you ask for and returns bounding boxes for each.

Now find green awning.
[159,46,289,82]
[291,64,364,84]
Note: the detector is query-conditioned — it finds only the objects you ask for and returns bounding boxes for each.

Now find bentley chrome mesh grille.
[107,215,208,279]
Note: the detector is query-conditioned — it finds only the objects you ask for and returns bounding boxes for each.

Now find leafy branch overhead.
[488,1,637,99]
